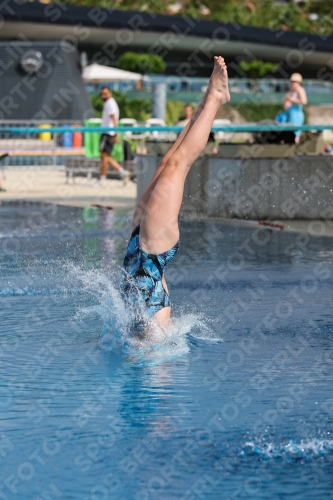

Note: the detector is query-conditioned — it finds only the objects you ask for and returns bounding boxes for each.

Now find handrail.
[0,125,331,133]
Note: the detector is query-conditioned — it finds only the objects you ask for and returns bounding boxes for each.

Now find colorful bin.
[84,118,101,158]
[38,124,52,141]
[73,124,83,148]
[62,124,72,148]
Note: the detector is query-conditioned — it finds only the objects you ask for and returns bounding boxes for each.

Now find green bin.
[84,118,101,158]
[111,132,124,163]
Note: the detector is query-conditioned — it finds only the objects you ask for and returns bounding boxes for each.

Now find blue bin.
[62,124,72,148]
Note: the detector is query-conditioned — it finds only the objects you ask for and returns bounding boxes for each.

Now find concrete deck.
[183,214,333,237]
[1,168,333,238]
[0,169,136,210]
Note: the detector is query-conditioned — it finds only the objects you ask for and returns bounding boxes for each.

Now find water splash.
[66,262,219,365]
[241,436,333,462]
[0,287,81,296]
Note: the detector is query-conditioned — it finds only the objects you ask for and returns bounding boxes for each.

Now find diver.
[122,56,230,335]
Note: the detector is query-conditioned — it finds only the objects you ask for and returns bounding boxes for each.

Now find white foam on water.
[66,263,219,366]
[241,436,333,461]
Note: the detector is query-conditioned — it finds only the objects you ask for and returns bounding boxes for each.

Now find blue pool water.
[1,202,333,500]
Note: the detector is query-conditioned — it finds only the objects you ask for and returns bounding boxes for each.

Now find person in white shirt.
[93,86,129,187]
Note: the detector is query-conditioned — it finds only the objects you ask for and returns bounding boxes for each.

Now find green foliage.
[238,60,278,79]
[117,52,166,74]
[65,0,333,37]
[91,92,290,127]
[91,94,103,117]
[91,92,187,125]
[166,100,189,125]
[231,103,284,123]
[232,102,308,124]
[121,96,151,122]
[91,91,151,122]
[185,0,333,36]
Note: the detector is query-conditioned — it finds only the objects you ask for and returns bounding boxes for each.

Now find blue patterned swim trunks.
[122,224,180,318]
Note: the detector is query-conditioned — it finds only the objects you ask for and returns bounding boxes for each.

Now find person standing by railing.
[284,73,307,144]
[93,86,129,187]
[177,103,193,126]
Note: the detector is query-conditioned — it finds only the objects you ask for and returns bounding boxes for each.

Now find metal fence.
[89,77,333,95]
[118,78,333,105]
[0,123,333,180]
[0,120,175,169]
[0,120,84,169]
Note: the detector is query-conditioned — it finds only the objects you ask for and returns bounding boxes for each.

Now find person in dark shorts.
[93,87,129,187]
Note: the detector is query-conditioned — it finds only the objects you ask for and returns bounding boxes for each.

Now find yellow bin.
[38,124,52,140]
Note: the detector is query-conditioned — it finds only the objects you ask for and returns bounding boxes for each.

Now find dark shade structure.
[1,1,333,77]
[0,41,94,121]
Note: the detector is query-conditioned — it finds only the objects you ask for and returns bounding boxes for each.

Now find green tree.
[91,92,192,125]
[238,60,278,79]
[166,100,189,124]
[65,0,333,37]
[117,52,166,74]
[233,103,282,123]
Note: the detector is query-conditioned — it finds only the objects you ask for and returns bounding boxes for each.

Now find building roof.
[2,1,333,76]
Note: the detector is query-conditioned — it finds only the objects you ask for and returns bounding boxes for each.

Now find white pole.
[152,82,167,120]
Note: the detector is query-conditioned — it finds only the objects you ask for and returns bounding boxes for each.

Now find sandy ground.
[0,169,137,210]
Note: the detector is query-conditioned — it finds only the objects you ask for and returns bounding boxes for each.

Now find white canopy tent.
[82,63,145,83]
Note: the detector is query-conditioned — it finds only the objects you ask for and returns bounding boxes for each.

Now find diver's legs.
[139,56,230,256]
[131,77,214,228]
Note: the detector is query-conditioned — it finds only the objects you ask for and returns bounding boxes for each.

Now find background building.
[0,41,93,120]
[1,0,333,78]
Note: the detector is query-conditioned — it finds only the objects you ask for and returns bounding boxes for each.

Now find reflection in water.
[82,206,129,264]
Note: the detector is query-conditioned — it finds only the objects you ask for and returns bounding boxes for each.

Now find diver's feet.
[207,56,230,106]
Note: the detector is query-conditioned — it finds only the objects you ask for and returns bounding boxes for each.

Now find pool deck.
[1,168,333,237]
[0,169,136,211]
[183,214,333,237]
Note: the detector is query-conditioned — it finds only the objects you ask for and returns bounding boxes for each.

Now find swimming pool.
[1,202,332,499]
